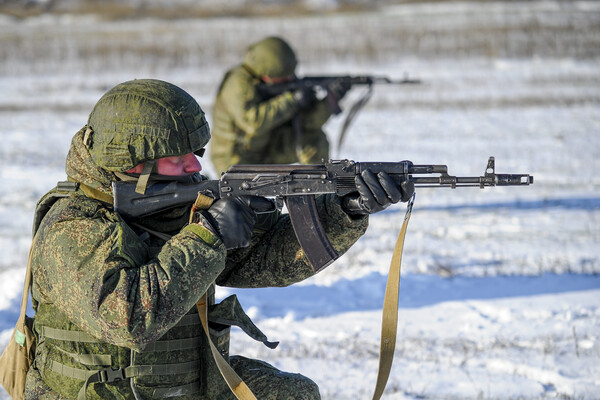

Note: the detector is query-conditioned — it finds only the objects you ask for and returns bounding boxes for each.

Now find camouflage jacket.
[209,65,334,174]
[25,129,368,399]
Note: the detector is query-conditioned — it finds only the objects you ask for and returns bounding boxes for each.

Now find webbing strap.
[196,294,257,400]
[126,361,202,377]
[39,326,100,343]
[372,194,415,400]
[68,359,202,400]
[141,336,202,352]
[50,360,97,381]
[51,359,202,383]
[54,347,112,367]
[77,182,114,205]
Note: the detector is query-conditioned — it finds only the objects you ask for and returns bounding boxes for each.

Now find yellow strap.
[188,193,215,224]
[78,183,114,205]
[135,160,156,195]
[190,194,256,396]
[372,194,415,400]
[196,294,257,400]
[19,236,36,325]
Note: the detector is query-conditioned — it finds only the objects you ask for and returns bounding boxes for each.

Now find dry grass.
[1,1,599,76]
[2,0,374,20]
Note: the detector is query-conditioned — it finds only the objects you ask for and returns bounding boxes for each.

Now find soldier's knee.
[297,377,321,400]
[231,356,321,399]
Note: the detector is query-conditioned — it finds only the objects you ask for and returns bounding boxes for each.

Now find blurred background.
[1,1,599,399]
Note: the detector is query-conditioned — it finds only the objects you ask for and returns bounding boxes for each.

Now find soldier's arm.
[216,194,368,288]
[222,70,299,145]
[32,197,227,349]
[300,98,334,131]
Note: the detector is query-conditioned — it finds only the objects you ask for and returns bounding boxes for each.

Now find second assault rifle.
[258,75,421,111]
[257,74,421,155]
[113,157,533,272]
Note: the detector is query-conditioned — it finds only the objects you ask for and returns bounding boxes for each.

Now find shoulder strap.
[22,180,78,330]
[15,231,38,341]
[32,181,79,236]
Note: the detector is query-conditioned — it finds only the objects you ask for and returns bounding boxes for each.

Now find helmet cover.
[243,36,297,79]
[86,79,210,172]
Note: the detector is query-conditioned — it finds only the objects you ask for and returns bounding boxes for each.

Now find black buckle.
[99,367,126,383]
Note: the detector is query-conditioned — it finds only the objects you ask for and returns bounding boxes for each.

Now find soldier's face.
[262,75,294,84]
[126,153,202,176]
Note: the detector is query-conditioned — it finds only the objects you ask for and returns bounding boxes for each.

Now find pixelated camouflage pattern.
[26,355,321,400]
[26,123,367,399]
[230,356,321,400]
[219,193,367,288]
[87,79,210,172]
[242,37,297,79]
[210,65,333,174]
[66,127,118,198]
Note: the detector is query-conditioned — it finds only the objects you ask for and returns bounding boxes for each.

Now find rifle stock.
[113,157,533,271]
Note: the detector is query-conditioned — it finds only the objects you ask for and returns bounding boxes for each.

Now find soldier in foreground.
[209,36,351,174]
[24,79,413,399]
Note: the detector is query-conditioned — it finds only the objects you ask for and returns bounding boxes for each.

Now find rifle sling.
[196,294,257,400]
[190,193,257,400]
[292,116,303,158]
[372,194,415,400]
[336,85,374,157]
[190,192,412,399]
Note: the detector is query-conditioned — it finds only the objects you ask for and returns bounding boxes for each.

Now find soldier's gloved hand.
[201,196,274,250]
[328,77,352,100]
[341,169,414,216]
[293,87,317,110]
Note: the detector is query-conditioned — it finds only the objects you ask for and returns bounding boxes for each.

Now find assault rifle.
[257,74,421,155]
[258,75,421,109]
[113,157,533,272]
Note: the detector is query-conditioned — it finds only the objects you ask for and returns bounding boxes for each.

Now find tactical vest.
[30,182,275,399]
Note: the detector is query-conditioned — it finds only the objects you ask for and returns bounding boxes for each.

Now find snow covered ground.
[1,1,599,399]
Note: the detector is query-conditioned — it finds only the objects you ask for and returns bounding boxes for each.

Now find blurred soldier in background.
[24,79,411,399]
[209,36,351,174]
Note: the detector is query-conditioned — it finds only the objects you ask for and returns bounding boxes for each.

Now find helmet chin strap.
[135,159,156,195]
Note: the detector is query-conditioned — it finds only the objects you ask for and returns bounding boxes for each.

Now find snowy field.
[1,1,600,399]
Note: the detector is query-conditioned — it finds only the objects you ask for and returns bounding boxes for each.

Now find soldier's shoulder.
[39,191,116,230]
[222,66,256,90]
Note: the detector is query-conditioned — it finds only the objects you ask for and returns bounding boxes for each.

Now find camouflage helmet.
[243,36,297,79]
[85,79,210,172]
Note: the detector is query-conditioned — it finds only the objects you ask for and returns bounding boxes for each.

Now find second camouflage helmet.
[85,79,210,172]
[243,36,297,79]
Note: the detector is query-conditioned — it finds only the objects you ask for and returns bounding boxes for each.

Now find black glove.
[201,196,274,250]
[341,169,414,216]
[292,87,317,110]
[328,77,352,100]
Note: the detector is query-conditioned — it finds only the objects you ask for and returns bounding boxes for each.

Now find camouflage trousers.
[25,355,321,400]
